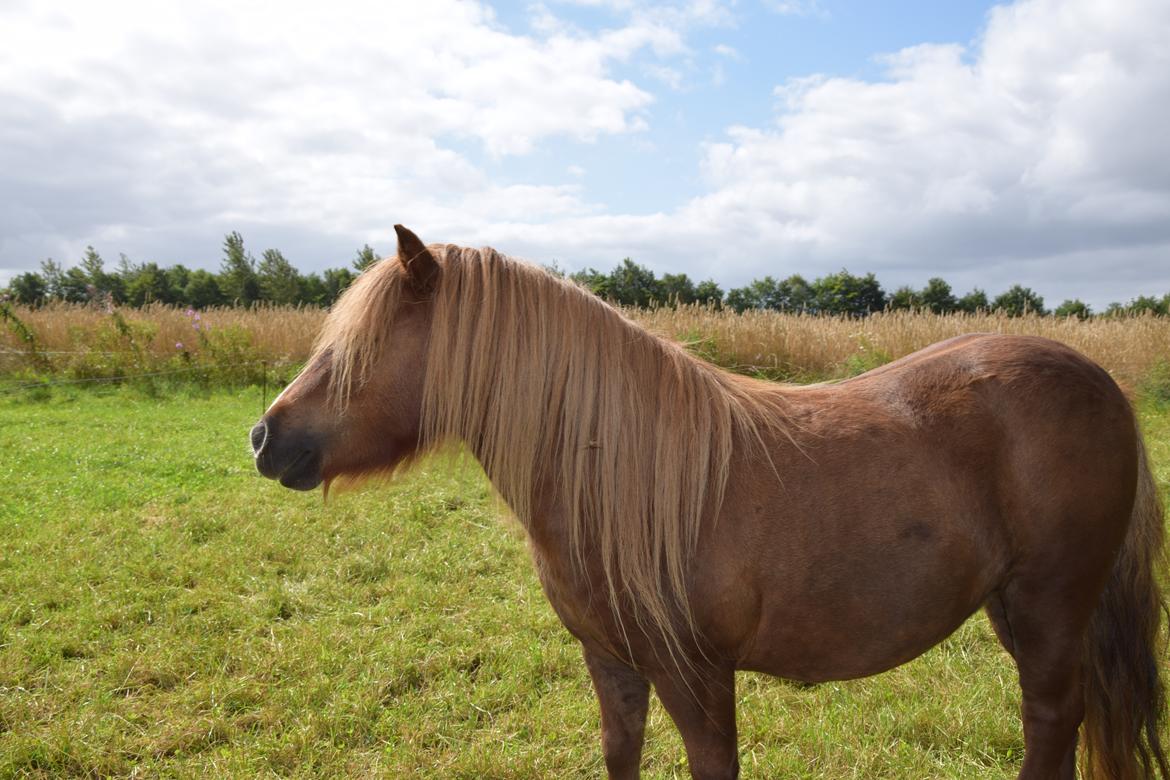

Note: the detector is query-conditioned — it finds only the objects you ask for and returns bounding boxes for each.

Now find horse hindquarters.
[986,436,1170,780]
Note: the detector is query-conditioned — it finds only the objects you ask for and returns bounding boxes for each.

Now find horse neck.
[425,275,713,523]
[423,268,798,667]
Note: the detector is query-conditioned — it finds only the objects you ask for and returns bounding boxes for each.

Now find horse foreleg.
[583,647,651,780]
[651,665,739,780]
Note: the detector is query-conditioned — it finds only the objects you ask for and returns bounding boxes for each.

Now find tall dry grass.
[635,305,1170,389]
[3,302,1170,393]
[1,302,324,361]
[0,303,325,389]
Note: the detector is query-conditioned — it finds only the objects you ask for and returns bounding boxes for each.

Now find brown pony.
[251,226,1168,780]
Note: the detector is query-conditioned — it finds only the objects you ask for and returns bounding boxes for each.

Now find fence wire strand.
[0,360,290,397]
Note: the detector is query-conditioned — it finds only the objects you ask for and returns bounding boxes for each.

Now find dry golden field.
[3,301,1170,391]
[635,305,1170,388]
[1,302,323,365]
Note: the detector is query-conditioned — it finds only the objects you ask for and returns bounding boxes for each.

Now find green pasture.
[1,388,1167,778]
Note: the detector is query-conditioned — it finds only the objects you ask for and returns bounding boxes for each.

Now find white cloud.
[9,1,656,155]
[765,1,829,19]
[0,0,668,268]
[713,43,741,60]
[516,0,1170,307]
[3,0,1169,309]
[645,63,685,90]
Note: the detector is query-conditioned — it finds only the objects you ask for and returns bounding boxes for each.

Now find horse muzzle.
[250,416,324,491]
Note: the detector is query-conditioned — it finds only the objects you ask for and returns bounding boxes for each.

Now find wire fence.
[0,347,182,384]
[0,302,300,407]
[0,356,296,412]
[0,347,146,356]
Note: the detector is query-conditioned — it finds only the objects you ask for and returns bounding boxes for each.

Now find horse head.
[250,225,439,491]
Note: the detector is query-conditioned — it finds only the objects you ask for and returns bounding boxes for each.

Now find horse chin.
[277,450,324,491]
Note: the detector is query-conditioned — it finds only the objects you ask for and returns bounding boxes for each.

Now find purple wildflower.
[175,342,184,350]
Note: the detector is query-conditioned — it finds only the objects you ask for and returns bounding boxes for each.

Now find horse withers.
[251,225,1168,780]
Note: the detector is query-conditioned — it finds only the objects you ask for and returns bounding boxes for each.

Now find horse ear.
[394,224,439,294]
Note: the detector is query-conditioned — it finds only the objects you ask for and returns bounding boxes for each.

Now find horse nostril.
[250,420,269,455]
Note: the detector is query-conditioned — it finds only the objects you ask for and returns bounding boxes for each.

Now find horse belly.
[733,515,999,682]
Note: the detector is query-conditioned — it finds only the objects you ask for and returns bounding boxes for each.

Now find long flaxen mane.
[313,244,786,660]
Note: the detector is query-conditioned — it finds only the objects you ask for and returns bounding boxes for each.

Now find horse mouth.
[277,449,323,491]
[251,416,324,491]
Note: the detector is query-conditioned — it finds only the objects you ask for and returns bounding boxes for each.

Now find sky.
[1,0,1168,309]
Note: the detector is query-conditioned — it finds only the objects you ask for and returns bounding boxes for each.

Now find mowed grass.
[0,389,1166,778]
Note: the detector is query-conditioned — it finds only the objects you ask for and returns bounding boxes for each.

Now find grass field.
[1,387,1168,778]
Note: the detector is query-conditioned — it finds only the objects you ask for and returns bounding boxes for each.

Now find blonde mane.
[316,245,785,660]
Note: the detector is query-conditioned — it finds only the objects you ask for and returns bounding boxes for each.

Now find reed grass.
[634,305,1170,389]
[3,302,1170,394]
[0,302,324,389]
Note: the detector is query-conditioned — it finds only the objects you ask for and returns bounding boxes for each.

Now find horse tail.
[1081,434,1170,779]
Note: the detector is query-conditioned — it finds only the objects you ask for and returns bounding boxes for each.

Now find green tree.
[569,267,611,299]
[80,245,104,281]
[992,285,1046,316]
[219,231,260,305]
[1054,299,1092,319]
[748,277,783,310]
[300,273,326,306]
[724,286,756,314]
[957,288,989,313]
[184,270,225,308]
[919,278,957,314]
[694,279,723,307]
[1126,295,1167,316]
[773,275,813,311]
[258,248,303,305]
[76,247,126,302]
[353,244,379,273]
[659,272,697,306]
[60,267,91,302]
[888,285,919,311]
[8,272,47,305]
[606,259,662,307]
[319,267,356,306]
[79,246,118,300]
[123,262,169,305]
[725,274,812,313]
[812,270,886,316]
[163,264,192,304]
[724,277,775,312]
[40,258,65,299]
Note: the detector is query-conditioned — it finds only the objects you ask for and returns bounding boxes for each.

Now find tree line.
[2,233,378,309]
[566,259,1167,318]
[4,233,1169,318]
